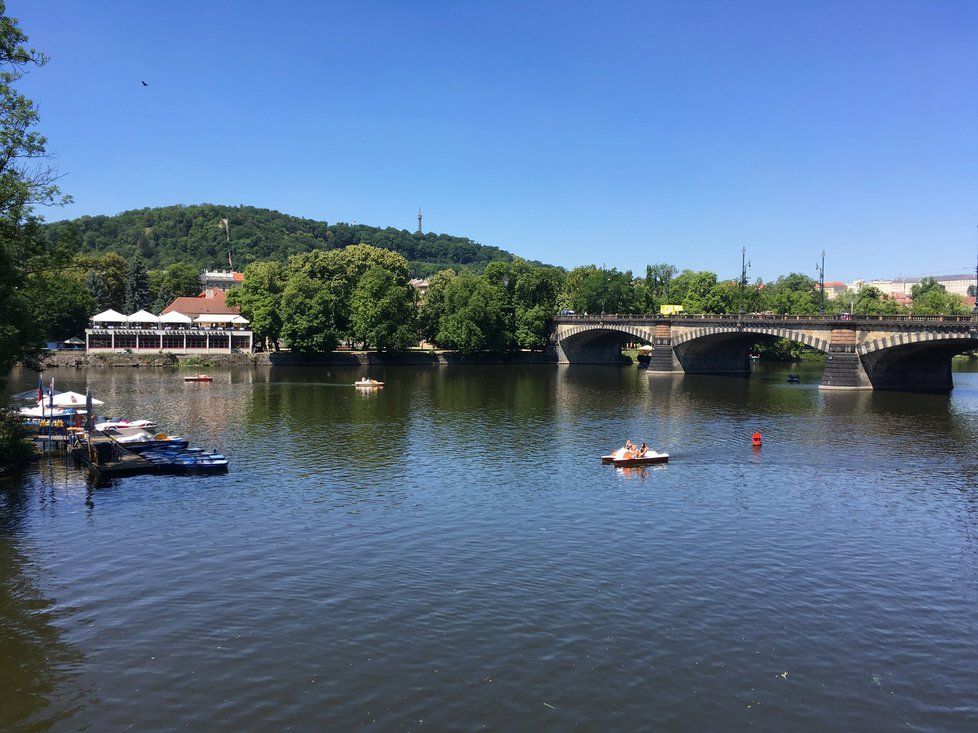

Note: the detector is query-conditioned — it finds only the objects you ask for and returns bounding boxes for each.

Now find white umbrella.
[127,309,159,324]
[92,308,128,323]
[159,311,193,324]
[231,315,250,325]
[47,390,104,407]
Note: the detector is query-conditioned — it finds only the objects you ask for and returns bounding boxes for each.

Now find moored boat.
[184,374,213,382]
[354,378,384,388]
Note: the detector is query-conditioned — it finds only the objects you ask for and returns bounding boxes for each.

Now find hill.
[42,204,530,277]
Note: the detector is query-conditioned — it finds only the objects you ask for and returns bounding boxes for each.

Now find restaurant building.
[85,292,253,353]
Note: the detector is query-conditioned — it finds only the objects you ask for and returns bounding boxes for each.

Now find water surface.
[3,362,978,731]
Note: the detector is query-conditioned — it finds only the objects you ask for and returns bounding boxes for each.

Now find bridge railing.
[554,313,978,326]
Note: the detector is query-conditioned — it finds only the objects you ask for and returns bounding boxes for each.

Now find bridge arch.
[553,323,654,364]
[857,330,977,393]
[671,325,830,376]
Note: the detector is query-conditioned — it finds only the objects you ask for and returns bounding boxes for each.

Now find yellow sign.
[659,304,685,315]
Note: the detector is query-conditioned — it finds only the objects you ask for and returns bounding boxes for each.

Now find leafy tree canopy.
[42,204,536,277]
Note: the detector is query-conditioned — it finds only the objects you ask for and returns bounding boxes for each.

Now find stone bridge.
[551,314,978,393]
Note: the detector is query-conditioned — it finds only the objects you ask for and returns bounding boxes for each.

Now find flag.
[49,377,54,410]
[37,375,43,404]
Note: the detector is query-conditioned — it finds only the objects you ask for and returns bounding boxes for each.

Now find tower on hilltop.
[417,207,422,235]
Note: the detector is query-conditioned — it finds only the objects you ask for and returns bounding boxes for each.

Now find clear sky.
[13,0,978,281]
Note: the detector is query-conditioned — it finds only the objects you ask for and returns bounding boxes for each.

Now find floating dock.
[67,432,228,477]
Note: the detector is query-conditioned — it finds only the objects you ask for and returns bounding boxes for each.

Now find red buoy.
[751,431,762,447]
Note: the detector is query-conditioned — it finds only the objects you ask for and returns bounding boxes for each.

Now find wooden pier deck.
[65,432,156,477]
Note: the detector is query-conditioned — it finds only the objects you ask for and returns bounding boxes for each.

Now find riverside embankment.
[39,349,558,369]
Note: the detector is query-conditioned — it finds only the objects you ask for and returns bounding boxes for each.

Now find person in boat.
[639,442,648,457]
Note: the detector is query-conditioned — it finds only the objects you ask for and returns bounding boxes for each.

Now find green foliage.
[436,273,511,354]
[645,263,677,306]
[562,265,641,314]
[0,413,33,475]
[75,252,127,311]
[848,286,906,315]
[669,270,717,314]
[123,259,151,313]
[0,2,71,394]
[227,261,285,349]
[350,265,417,350]
[752,338,806,361]
[484,260,564,349]
[287,243,412,339]
[279,275,340,354]
[23,273,94,340]
[180,355,217,368]
[762,273,818,315]
[149,262,201,312]
[418,269,457,343]
[911,288,969,315]
[42,203,527,276]
[910,277,943,299]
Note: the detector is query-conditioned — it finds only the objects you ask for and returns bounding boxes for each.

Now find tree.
[850,286,905,315]
[562,266,641,315]
[910,277,943,300]
[23,273,94,340]
[0,2,71,390]
[762,273,818,315]
[227,261,285,350]
[287,243,412,339]
[350,265,417,350]
[123,259,151,312]
[279,275,339,354]
[149,262,201,312]
[646,263,677,307]
[436,273,511,353]
[911,288,969,316]
[418,269,456,344]
[669,270,717,314]
[76,252,128,310]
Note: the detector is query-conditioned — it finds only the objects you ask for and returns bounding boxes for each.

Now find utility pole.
[816,250,826,314]
[739,246,751,317]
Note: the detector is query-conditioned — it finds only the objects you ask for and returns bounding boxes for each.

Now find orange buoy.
[751,431,762,447]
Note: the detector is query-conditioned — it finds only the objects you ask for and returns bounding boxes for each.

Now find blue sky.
[14,0,978,281]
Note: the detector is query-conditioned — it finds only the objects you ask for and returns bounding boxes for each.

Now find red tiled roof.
[161,289,239,316]
[233,272,245,282]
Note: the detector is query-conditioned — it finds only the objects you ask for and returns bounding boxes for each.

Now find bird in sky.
[141,80,148,86]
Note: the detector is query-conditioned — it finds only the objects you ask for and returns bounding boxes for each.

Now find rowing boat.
[184,374,213,382]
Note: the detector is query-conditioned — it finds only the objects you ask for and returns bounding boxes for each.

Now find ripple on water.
[2,365,978,730]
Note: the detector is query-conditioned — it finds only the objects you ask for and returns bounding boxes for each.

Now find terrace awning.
[91,309,128,323]
[194,314,244,324]
[48,390,104,407]
[127,309,159,324]
[159,311,193,324]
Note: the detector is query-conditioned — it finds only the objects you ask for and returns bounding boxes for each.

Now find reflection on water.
[3,362,978,730]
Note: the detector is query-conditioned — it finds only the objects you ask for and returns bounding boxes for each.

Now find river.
[3,362,978,731]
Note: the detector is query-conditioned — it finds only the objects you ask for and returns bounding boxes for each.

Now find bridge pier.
[647,324,682,373]
[819,328,871,391]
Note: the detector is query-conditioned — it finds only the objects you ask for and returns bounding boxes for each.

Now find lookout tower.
[417,207,423,235]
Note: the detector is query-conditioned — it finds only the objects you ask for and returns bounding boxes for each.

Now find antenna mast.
[417,207,423,235]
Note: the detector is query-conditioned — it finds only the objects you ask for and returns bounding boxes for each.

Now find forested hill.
[42,204,530,277]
